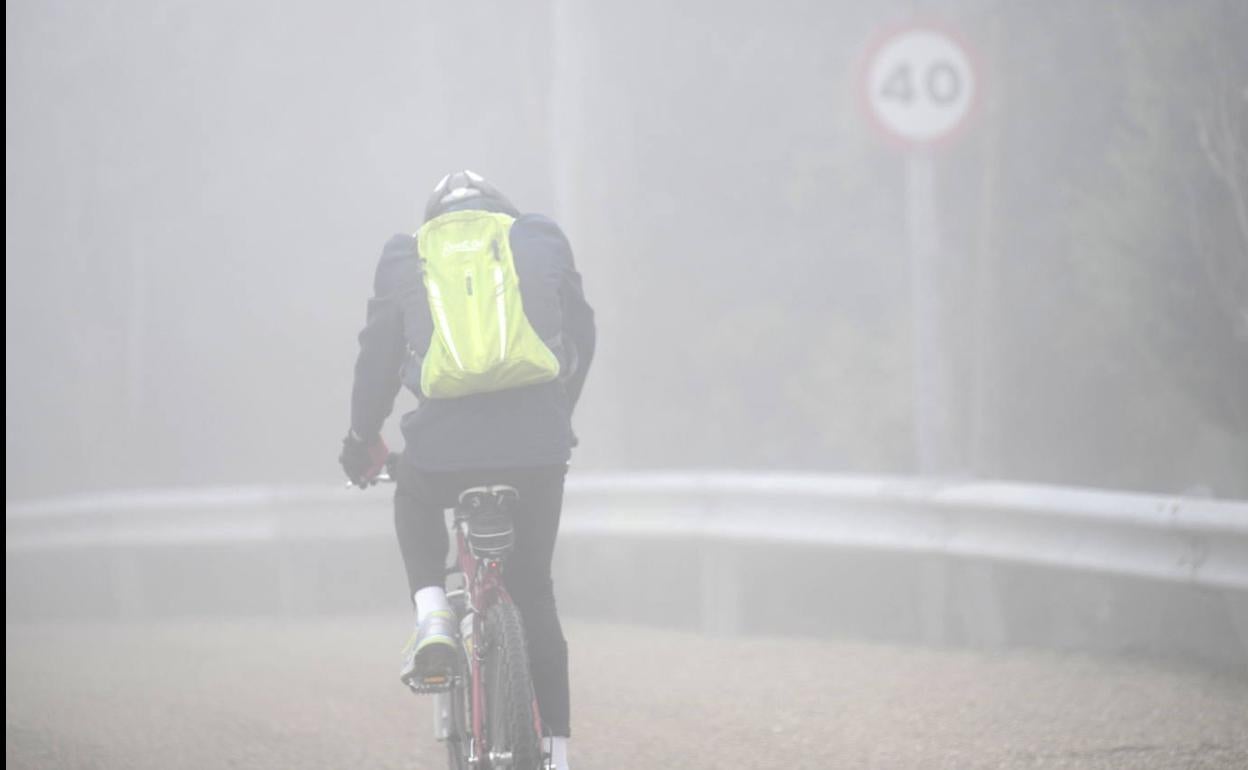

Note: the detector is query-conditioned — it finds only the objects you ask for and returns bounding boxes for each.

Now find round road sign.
[864,25,977,145]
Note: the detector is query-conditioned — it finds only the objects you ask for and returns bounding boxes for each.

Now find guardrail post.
[110,549,146,619]
[1227,591,1248,671]
[918,557,949,646]
[700,543,741,637]
[957,561,1006,649]
[276,544,298,617]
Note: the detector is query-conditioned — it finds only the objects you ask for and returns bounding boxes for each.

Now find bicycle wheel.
[444,635,472,770]
[483,600,541,769]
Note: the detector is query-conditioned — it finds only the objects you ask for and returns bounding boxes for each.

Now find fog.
[6,0,1247,500]
[7,3,1248,767]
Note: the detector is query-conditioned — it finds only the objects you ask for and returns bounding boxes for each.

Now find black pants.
[394,464,570,737]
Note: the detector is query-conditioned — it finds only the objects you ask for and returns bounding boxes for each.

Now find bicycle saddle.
[457,486,519,558]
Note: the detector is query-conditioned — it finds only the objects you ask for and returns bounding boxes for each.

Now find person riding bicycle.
[339,170,594,769]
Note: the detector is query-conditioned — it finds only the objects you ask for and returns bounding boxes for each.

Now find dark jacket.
[349,212,595,471]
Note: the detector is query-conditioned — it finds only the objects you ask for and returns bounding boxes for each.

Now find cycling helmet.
[423,169,519,221]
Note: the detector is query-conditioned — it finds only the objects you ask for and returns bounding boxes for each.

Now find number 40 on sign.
[864,25,977,146]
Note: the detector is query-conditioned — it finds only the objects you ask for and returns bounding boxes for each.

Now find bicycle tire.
[445,640,472,770]
[483,600,542,769]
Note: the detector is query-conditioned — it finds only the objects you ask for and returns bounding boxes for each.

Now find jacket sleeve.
[510,215,596,413]
[559,246,596,413]
[349,235,418,440]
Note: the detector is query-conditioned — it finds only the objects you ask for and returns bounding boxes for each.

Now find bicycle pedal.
[406,673,454,694]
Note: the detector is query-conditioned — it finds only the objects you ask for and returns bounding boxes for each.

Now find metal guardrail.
[9,473,1248,590]
[7,473,1248,668]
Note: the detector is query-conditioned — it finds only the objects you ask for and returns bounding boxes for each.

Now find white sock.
[414,586,449,624]
[548,735,569,769]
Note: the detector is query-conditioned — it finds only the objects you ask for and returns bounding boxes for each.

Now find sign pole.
[863,23,976,476]
[907,150,953,473]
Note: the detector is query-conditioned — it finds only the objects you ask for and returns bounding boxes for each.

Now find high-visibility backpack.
[414,209,560,399]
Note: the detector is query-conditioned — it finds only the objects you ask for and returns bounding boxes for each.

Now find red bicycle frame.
[451,510,544,764]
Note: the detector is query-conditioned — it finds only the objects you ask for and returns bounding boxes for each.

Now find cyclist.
[339,170,594,769]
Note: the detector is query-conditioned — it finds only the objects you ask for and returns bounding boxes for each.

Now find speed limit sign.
[864,25,977,145]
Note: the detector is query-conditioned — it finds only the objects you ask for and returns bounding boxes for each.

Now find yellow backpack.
[414,210,560,399]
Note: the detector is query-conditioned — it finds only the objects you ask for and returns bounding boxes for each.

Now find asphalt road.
[7,616,1248,769]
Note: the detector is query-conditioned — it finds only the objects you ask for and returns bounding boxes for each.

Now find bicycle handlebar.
[344,452,402,489]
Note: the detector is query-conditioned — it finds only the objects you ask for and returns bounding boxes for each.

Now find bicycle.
[364,459,551,770]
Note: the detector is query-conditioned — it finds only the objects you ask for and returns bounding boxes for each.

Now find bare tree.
[1194,75,1248,342]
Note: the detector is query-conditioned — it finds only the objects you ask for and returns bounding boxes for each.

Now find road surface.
[7,616,1247,769]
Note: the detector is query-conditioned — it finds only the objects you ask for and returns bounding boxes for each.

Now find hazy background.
[7,0,1247,501]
